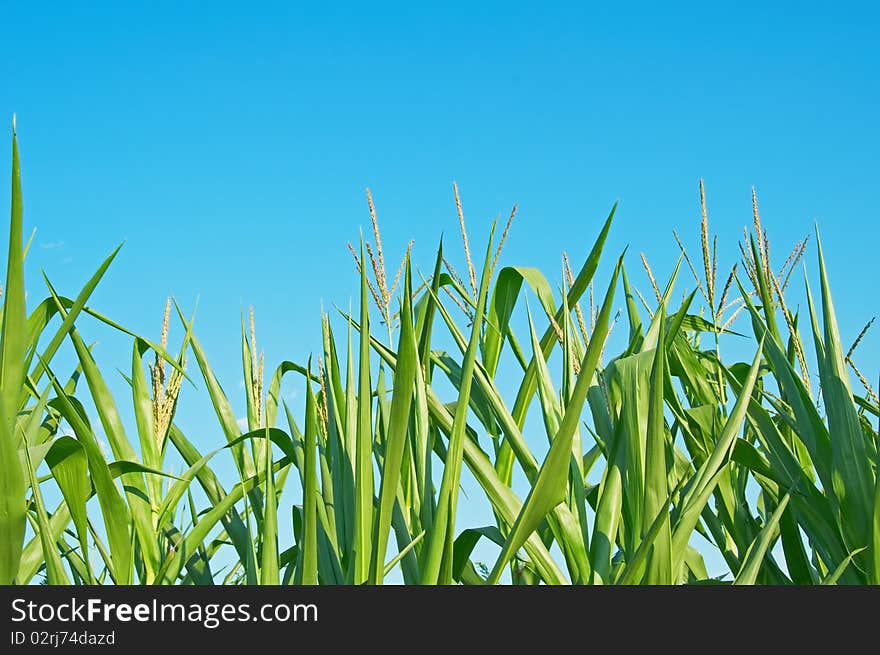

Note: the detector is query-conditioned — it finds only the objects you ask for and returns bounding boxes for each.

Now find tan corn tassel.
[640,252,661,304]
[563,251,590,344]
[249,306,264,425]
[716,264,738,325]
[699,179,715,311]
[491,203,518,277]
[366,188,388,303]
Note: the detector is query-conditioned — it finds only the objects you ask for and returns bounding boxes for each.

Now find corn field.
[2,123,878,586]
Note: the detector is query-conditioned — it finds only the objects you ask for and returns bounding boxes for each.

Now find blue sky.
[2,2,878,579]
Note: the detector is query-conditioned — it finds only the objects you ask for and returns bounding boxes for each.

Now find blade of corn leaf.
[748,234,781,342]
[423,224,496,584]
[671,338,764,573]
[814,231,874,556]
[42,280,161,581]
[266,361,317,427]
[415,238,444,374]
[508,204,616,432]
[156,430,290,530]
[874,473,880,584]
[260,423,280,585]
[384,529,425,578]
[640,260,682,352]
[157,450,292,583]
[353,241,374,584]
[823,547,867,585]
[621,265,644,352]
[590,417,626,584]
[25,247,122,402]
[643,309,672,584]
[680,313,744,337]
[45,436,92,581]
[43,365,133,584]
[369,259,418,584]
[301,367,319,585]
[483,265,558,375]
[352,314,568,584]
[185,329,259,473]
[22,440,70,584]
[165,424,252,566]
[488,256,621,584]
[0,124,27,583]
[18,500,71,584]
[738,276,833,490]
[605,350,654,555]
[616,476,686,585]
[733,492,791,585]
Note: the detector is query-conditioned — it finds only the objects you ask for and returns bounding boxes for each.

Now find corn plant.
[3,123,877,585]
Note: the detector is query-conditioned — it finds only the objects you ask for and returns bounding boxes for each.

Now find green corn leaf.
[813,231,874,556]
[369,259,418,584]
[423,223,496,584]
[642,309,672,584]
[45,436,92,581]
[353,241,374,584]
[301,367,320,585]
[0,123,27,584]
[671,338,764,574]
[260,423,280,585]
[22,441,70,584]
[487,256,620,584]
[44,378,133,584]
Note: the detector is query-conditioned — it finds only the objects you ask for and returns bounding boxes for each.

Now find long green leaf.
[733,493,790,585]
[0,123,27,583]
[369,259,418,583]
[423,223,496,584]
[488,256,620,584]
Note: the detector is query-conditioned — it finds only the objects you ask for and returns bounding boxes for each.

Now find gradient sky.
[2,2,877,579]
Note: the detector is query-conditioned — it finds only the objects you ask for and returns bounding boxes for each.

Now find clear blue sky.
[2,2,877,579]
